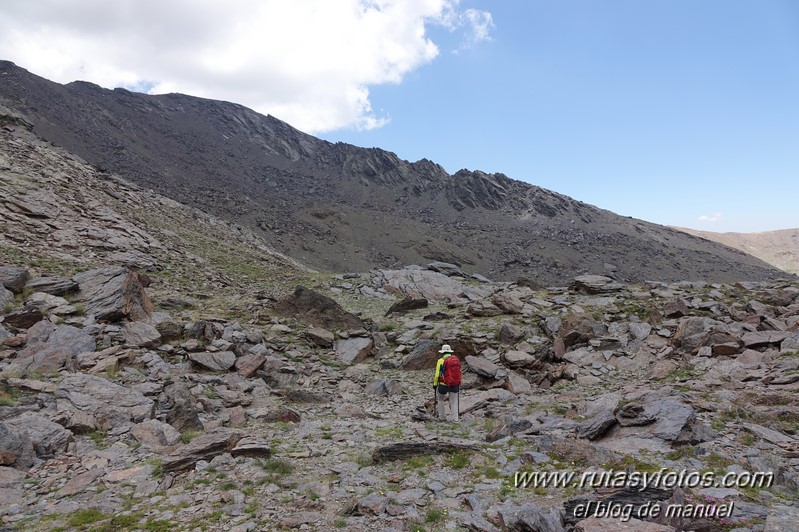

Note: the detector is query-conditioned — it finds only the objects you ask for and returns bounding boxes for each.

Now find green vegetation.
[180,430,201,444]
[445,451,471,469]
[88,430,108,450]
[66,508,109,528]
[425,507,447,523]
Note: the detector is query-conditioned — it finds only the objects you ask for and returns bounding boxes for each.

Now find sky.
[0,0,797,233]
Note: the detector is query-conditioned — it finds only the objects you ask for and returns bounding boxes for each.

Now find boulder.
[24,276,78,296]
[502,350,540,369]
[131,419,182,449]
[305,327,334,347]
[570,275,625,295]
[492,292,524,314]
[4,413,73,456]
[160,382,203,432]
[72,267,153,322]
[188,351,236,371]
[162,428,242,472]
[371,441,479,463]
[55,374,154,431]
[149,312,182,341]
[334,336,373,365]
[365,378,403,396]
[13,320,95,376]
[577,410,618,440]
[384,297,428,316]
[399,340,440,370]
[467,299,503,317]
[505,371,533,395]
[672,317,737,355]
[234,353,266,377]
[459,388,516,414]
[742,331,789,348]
[1,305,44,330]
[122,322,162,348]
[499,322,525,344]
[663,299,688,318]
[0,266,29,294]
[0,423,35,469]
[465,355,504,379]
[271,286,363,330]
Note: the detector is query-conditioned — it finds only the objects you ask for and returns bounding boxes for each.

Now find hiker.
[433,344,462,422]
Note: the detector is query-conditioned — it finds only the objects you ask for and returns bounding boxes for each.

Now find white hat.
[438,344,453,353]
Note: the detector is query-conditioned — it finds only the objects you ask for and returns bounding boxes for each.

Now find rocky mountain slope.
[1,119,799,531]
[675,228,799,276]
[0,60,789,285]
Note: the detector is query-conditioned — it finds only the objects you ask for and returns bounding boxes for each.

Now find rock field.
[1,102,798,532]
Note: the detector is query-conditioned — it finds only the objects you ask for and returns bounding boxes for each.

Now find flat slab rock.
[55,373,154,430]
[188,351,236,371]
[163,429,243,472]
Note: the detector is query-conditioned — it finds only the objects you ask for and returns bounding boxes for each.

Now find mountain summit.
[0,60,787,283]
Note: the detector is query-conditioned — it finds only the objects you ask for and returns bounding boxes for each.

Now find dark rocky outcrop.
[271,286,363,330]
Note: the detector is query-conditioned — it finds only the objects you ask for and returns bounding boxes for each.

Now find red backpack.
[440,355,462,386]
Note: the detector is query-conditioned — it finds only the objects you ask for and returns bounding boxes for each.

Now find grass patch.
[180,430,201,444]
[425,507,447,523]
[88,430,108,449]
[445,451,471,469]
[374,427,403,439]
[258,458,294,475]
[67,508,109,527]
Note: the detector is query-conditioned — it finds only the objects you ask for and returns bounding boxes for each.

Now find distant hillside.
[0,107,309,315]
[674,227,799,276]
[0,60,790,284]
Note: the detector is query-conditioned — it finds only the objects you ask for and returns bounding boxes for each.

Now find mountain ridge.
[674,226,799,276]
[0,59,789,284]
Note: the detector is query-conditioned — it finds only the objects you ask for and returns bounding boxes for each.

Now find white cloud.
[698,212,724,223]
[0,0,492,133]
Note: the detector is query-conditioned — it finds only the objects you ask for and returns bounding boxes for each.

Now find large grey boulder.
[162,428,242,472]
[72,267,153,322]
[4,412,73,456]
[55,374,154,431]
[0,423,35,469]
[24,276,78,296]
[0,266,29,294]
[334,336,374,365]
[122,322,162,348]
[12,320,95,376]
[131,419,182,449]
[188,351,236,371]
[399,339,439,370]
[570,275,625,295]
[159,382,203,432]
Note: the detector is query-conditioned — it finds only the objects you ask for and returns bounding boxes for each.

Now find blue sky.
[320,1,799,232]
[1,0,796,232]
